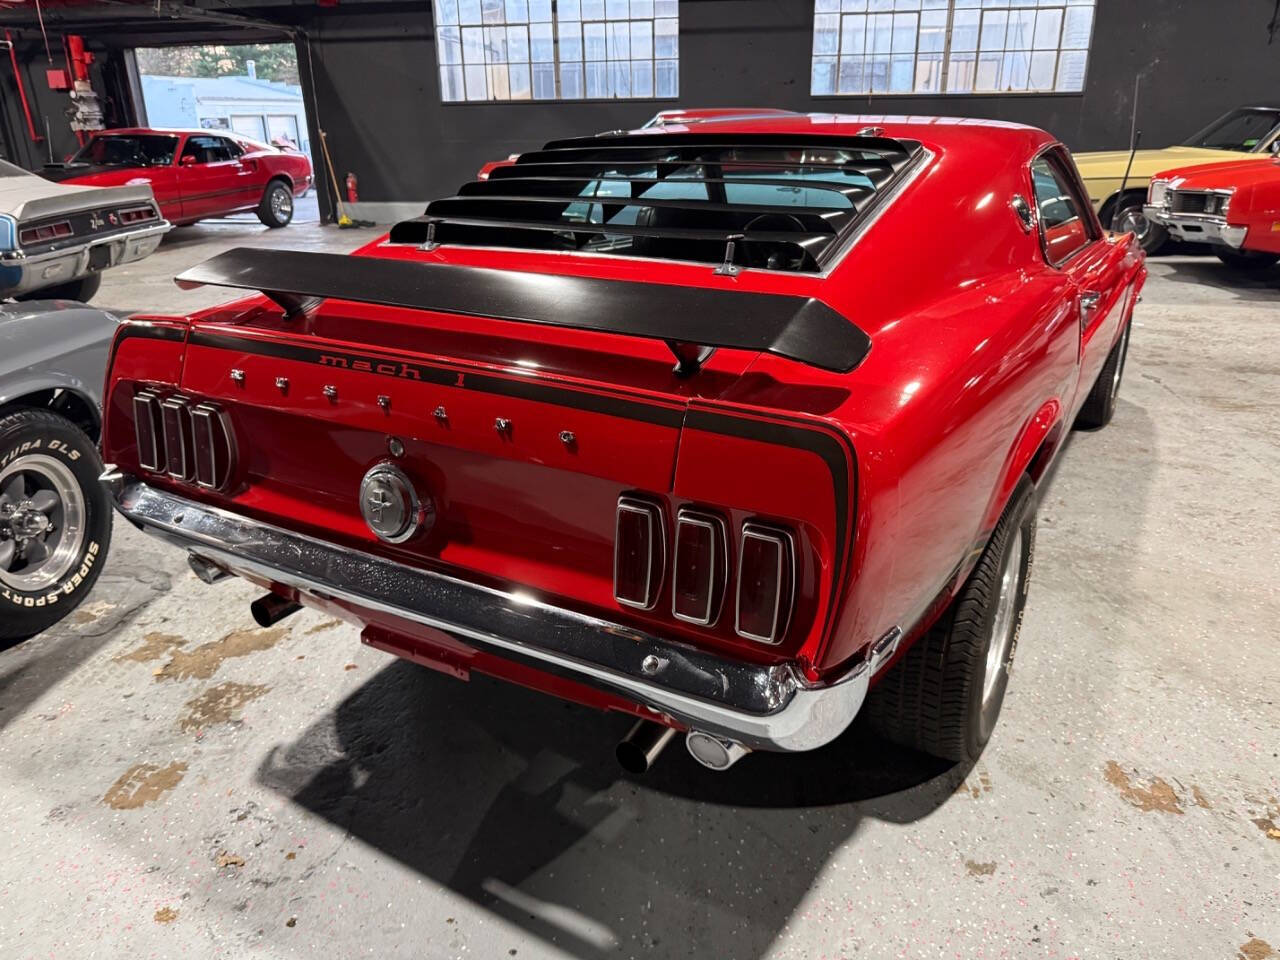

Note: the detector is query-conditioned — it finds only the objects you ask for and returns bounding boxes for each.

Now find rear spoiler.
[174,247,871,375]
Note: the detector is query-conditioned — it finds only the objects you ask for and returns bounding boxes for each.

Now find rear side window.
[181,136,240,164]
[1030,152,1094,266]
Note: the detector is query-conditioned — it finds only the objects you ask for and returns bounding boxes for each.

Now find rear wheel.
[257,180,294,228]
[1074,321,1131,430]
[0,409,112,643]
[1215,248,1280,271]
[865,476,1037,763]
[18,273,102,303]
[1108,194,1168,255]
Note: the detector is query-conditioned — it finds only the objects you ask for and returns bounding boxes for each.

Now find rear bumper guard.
[109,477,870,752]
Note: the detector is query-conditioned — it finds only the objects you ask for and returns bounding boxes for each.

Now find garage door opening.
[134,43,317,222]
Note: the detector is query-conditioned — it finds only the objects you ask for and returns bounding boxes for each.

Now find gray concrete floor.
[1,216,1278,960]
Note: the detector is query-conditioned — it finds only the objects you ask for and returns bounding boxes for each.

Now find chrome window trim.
[671,509,728,627]
[735,522,796,645]
[614,496,665,611]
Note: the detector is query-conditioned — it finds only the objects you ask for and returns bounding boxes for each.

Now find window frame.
[1027,145,1099,269]
[433,0,680,105]
[810,0,1097,99]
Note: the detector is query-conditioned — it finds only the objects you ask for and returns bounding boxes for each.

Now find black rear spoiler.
[174,247,871,375]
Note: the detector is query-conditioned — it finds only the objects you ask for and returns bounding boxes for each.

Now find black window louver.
[389,131,925,273]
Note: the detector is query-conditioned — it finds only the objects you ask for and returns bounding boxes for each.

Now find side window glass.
[216,137,242,160]
[1030,154,1092,266]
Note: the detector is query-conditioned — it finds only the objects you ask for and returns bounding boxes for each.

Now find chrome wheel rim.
[1114,207,1150,242]
[0,454,85,592]
[271,187,292,221]
[982,528,1023,709]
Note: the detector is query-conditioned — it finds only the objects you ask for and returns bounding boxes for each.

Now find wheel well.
[1025,420,1065,484]
[266,173,292,192]
[0,388,100,441]
[1099,187,1147,224]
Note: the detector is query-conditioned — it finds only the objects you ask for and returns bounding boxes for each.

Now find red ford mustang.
[96,115,1144,772]
[43,127,312,229]
[1145,156,1280,269]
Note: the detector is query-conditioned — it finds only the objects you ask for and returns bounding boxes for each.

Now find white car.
[0,158,169,302]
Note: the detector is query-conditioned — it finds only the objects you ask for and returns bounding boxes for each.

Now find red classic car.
[1145,156,1280,269]
[98,115,1144,772]
[42,128,312,229]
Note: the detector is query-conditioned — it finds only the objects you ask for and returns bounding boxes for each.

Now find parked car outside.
[1,300,117,643]
[1145,156,1280,270]
[0,159,168,302]
[1074,105,1280,252]
[43,128,313,229]
[99,115,1144,771]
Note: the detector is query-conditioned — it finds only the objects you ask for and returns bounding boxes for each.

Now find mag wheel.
[1074,321,1131,430]
[257,180,294,228]
[0,410,111,643]
[1110,196,1167,255]
[865,476,1036,763]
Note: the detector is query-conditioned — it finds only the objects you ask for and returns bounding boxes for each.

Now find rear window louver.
[389,131,924,273]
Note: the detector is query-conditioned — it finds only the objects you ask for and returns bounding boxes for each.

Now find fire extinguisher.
[345,172,358,204]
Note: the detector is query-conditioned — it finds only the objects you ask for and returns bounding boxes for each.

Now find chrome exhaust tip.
[685,731,750,771]
[188,553,231,585]
[250,592,302,628]
[616,719,678,774]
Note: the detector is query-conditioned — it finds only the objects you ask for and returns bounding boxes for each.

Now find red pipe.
[5,30,44,143]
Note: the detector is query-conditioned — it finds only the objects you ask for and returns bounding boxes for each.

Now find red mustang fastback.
[43,128,312,229]
[1145,156,1280,269]
[96,115,1144,772]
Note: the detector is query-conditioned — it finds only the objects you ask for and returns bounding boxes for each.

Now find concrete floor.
[1,214,1277,960]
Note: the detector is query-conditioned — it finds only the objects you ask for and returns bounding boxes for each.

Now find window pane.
[439,64,466,100]
[504,0,527,21]
[841,14,866,55]
[654,18,678,57]
[632,59,654,97]
[975,51,1001,90]
[584,22,607,59]
[1028,50,1056,90]
[980,11,1007,50]
[559,61,584,98]
[631,20,653,59]
[487,63,510,98]
[581,0,605,17]
[889,53,913,91]
[509,62,531,98]
[654,0,677,16]
[869,13,892,53]
[837,55,865,93]
[1061,5,1093,47]
[947,54,976,91]
[814,13,840,54]
[1056,48,1087,90]
[485,26,508,62]
[529,21,554,60]
[436,0,460,25]
[1002,49,1030,90]
[559,0,581,18]
[611,60,631,97]
[632,0,654,18]
[950,8,979,51]
[918,9,946,52]
[532,60,556,97]
[585,59,608,97]
[867,54,890,91]
[655,57,678,97]
[507,25,529,62]
[481,0,504,23]
[841,0,868,9]
[464,63,488,99]
[459,0,482,24]
[811,55,837,95]
[1032,8,1062,49]
[605,0,628,17]
[607,20,630,58]
[462,26,485,62]
[558,21,583,60]
[438,26,462,64]
[528,0,551,19]
[891,12,917,53]
[915,52,942,91]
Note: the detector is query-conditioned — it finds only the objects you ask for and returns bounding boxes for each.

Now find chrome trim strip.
[735,522,796,645]
[112,479,870,752]
[132,390,162,472]
[671,509,728,627]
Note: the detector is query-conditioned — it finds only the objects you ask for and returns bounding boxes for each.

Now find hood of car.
[1073,146,1263,181]
[1154,157,1280,190]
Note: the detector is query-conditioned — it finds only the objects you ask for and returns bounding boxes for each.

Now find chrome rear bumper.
[110,479,872,752]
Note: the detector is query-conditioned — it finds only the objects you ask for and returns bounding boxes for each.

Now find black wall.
[294,0,1280,218]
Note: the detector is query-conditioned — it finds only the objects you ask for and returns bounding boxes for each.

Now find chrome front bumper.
[1,221,170,296]
[110,479,873,752]
[1143,205,1246,248]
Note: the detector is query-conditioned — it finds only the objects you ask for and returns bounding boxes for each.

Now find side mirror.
[180,154,198,167]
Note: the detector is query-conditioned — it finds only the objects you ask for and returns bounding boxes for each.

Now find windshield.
[1183,108,1280,152]
[72,134,179,167]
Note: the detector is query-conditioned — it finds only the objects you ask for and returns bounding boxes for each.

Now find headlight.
[1148,180,1168,207]
[1205,191,1233,217]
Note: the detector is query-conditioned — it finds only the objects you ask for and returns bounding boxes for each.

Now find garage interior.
[1,2,1278,958]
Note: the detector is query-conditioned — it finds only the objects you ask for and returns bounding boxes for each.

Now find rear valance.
[174,247,871,374]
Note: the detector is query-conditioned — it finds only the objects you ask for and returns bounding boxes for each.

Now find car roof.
[89,127,243,138]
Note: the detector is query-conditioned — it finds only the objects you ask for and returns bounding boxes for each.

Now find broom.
[319,130,374,229]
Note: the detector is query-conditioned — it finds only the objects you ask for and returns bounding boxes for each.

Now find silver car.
[0,158,169,302]
[0,300,119,643]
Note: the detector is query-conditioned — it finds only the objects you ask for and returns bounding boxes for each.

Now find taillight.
[118,205,158,224]
[132,390,234,491]
[160,396,194,480]
[19,220,72,245]
[614,497,664,610]
[672,509,727,626]
[132,390,163,472]
[735,523,795,644]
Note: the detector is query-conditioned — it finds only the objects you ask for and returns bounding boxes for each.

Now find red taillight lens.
[161,396,194,480]
[132,389,163,471]
[119,205,157,224]
[735,522,795,644]
[192,403,234,490]
[615,497,664,610]
[19,220,72,246]
[672,509,727,625]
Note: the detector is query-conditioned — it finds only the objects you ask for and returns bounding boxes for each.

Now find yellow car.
[1074,105,1280,252]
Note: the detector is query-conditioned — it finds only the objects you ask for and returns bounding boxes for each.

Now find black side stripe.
[109,321,188,370]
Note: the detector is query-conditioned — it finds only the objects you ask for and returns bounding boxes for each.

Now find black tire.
[0,409,112,642]
[256,179,294,228]
[865,476,1037,763]
[1107,193,1168,255]
[18,272,102,303]
[1074,321,1131,430]
[1215,248,1280,271]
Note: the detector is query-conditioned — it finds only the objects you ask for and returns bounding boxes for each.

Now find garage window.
[811,0,1095,97]
[435,0,679,103]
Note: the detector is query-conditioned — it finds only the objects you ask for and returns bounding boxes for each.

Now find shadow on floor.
[1155,257,1280,302]
[257,660,963,959]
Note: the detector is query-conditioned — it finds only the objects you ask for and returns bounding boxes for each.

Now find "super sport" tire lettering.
[0,541,99,607]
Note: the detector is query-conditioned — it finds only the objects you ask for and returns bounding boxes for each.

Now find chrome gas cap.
[359,462,431,543]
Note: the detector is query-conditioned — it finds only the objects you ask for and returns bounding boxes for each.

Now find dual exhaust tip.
[615,720,749,774]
